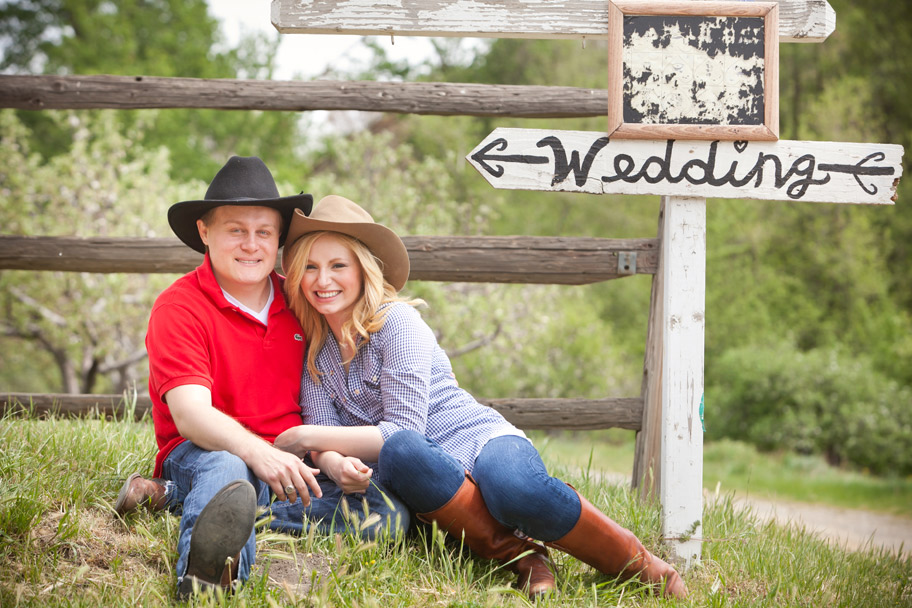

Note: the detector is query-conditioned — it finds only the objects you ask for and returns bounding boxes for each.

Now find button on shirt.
[299,302,526,473]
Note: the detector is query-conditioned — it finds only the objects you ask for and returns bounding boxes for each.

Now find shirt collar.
[195,252,288,316]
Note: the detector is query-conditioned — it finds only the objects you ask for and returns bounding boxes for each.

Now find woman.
[276,195,687,599]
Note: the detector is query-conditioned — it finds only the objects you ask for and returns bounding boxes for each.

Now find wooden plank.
[271,0,835,43]
[0,236,201,274]
[0,75,608,118]
[405,235,658,283]
[632,200,665,497]
[1,392,643,431]
[1,393,153,421]
[0,235,659,284]
[485,396,643,430]
[660,196,705,567]
[467,128,904,205]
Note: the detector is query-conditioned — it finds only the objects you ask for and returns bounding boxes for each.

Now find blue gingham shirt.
[299,302,526,473]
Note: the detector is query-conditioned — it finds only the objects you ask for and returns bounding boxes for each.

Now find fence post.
[660,195,705,567]
[632,201,664,497]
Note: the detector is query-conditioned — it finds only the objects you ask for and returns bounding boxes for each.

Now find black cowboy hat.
[168,156,313,253]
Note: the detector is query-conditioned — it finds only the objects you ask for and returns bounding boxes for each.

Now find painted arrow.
[469,138,551,178]
[465,128,904,205]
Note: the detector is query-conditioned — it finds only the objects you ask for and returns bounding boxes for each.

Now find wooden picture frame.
[607,1,779,141]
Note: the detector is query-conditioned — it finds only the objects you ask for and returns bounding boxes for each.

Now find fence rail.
[1,393,643,431]
[0,75,607,118]
[0,235,658,283]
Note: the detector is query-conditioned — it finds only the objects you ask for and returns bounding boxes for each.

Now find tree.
[0,0,304,182]
[0,109,190,393]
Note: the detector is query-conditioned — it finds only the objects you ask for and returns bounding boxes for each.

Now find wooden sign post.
[271,0,904,569]
[467,128,902,565]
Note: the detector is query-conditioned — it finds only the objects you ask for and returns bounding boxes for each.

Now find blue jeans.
[377,430,580,542]
[162,441,408,589]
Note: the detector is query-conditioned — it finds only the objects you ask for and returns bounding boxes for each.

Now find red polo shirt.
[146,254,305,477]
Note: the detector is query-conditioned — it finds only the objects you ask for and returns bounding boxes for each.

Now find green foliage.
[706,199,912,386]
[778,0,912,313]
[0,0,221,76]
[462,38,611,89]
[0,0,305,181]
[708,343,912,475]
[437,284,636,399]
[0,109,191,393]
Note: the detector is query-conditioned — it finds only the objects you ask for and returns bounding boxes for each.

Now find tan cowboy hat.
[169,156,313,253]
[283,195,410,291]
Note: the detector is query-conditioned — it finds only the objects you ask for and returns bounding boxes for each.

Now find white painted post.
[660,195,705,567]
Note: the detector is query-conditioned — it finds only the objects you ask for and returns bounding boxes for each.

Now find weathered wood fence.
[0,229,657,428]
[0,72,663,460]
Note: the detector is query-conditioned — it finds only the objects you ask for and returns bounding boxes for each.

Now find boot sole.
[114,472,142,517]
[177,479,256,597]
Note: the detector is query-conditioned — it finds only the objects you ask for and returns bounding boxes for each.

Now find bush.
[708,343,912,475]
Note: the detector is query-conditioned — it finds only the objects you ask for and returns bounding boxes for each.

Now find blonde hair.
[284,231,422,383]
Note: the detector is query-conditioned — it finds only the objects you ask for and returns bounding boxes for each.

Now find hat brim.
[282,209,410,291]
[168,194,314,254]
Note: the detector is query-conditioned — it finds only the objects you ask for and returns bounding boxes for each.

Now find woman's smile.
[315,290,342,299]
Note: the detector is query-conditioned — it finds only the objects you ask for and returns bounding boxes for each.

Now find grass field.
[2,415,910,607]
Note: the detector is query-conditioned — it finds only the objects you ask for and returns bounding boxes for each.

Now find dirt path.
[731,494,912,556]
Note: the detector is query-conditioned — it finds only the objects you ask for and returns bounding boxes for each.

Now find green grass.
[530,430,912,518]
[1,415,910,607]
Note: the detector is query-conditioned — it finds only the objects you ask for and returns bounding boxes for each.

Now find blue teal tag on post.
[699,394,706,432]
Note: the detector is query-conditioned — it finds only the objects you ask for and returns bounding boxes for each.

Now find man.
[116,157,406,598]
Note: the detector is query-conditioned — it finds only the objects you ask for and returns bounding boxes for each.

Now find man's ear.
[197,219,209,248]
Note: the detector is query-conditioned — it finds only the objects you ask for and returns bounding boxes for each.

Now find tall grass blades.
[1,414,909,607]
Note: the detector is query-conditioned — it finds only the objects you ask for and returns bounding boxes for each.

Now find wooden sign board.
[467,128,904,205]
[271,0,836,44]
[607,1,779,141]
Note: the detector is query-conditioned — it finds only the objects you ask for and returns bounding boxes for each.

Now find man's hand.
[315,452,373,494]
[246,442,323,504]
[165,385,323,504]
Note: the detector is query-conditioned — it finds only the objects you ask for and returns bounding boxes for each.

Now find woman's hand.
[317,452,373,494]
[274,425,311,458]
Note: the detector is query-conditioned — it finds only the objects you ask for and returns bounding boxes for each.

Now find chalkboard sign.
[607,1,779,141]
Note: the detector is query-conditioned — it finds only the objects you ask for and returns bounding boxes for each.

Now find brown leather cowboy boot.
[417,473,555,598]
[114,473,168,517]
[546,490,687,599]
[177,479,256,600]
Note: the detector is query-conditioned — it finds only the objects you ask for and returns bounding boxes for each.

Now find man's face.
[197,205,282,296]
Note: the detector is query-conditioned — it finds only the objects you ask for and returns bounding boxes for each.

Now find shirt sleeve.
[375,304,435,441]
[299,367,343,427]
[147,302,213,398]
